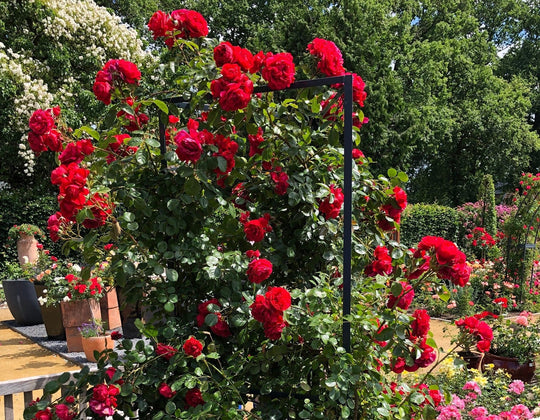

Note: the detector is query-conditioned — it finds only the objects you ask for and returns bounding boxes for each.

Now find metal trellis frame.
[159,74,354,352]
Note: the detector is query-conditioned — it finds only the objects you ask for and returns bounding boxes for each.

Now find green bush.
[401,203,463,248]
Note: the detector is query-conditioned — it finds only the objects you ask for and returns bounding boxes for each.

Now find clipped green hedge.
[401,203,463,248]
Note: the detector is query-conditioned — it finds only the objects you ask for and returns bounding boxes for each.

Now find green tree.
[171,0,539,205]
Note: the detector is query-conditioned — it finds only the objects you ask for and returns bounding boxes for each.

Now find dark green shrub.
[401,203,463,248]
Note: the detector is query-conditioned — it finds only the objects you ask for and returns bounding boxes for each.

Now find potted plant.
[480,311,540,382]
[28,245,71,339]
[452,312,495,369]
[58,271,106,352]
[8,223,45,266]
[0,260,43,326]
[78,319,114,362]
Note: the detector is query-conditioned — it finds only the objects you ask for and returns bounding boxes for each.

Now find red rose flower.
[156,343,178,360]
[411,309,430,338]
[158,383,176,399]
[93,81,112,105]
[29,108,55,135]
[307,38,345,76]
[266,287,291,311]
[493,297,508,308]
[170,9,208,39]
[34,408,53,420]
[183,336,203,357]
[42,129,64,153]
[364,246,393,277]
[319,185,344,219]
[54,403,74,420]
[261,52,296,90]
[247,258,273,284]
[243,214,272,242]
[210,319,232,338]
[28,131,47,155]
[185,388,204,407]
[175,131,203,163]
[147,10,173,39]
[214,41,235,67]
[248,127,265,157]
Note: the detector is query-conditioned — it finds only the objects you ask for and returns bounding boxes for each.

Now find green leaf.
[217,156,228,173]
[410,392,426,404]
[164,302,175,312]
[123,212,135,222]
[79,126,100,140]
[184,177,201,196]
[165,401,176,414]
[398,171,409,182]
[391,281,403,297]
[300,381,311,392]
[153,99,169,114]
[205,313,218,327]
[387,168,397,178]
[44,380,60,394]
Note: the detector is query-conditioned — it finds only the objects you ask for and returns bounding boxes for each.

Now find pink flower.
[463,381,482,396]
[515,316,529,327]
[508,380,525,395]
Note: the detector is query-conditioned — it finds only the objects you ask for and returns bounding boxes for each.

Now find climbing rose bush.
[25,8,473,420]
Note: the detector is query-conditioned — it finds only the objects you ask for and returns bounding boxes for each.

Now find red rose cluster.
[246,250,273,284]
[364,245,393,277]
[212,41,296,108]
[148,9,208,48]
[93,59,141,105]
[211,62,254,112]
[319,184,344,219]
[240,212,272,242]
[196,298,231,338]
[320,94,369,130]
[65,274,103,299]
[467,226,497,248]
[270,167,289,196]
[247,127,265,157]
[412,236,471,287]
[88,384,120,417]
[105,134,138,164]
[250,287,291,340]
[455,313,494,353]
[391,309,436,374]
[27,107,63,155]
[378,185,407,231]
[307,38,367,107]
[386,281,415,310]
[174,118,239,186]
[116,97,149,132]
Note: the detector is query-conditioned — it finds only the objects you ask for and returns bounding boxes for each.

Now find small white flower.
[22,256,29,264]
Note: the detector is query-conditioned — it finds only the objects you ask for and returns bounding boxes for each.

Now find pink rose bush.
[24,8,484,420]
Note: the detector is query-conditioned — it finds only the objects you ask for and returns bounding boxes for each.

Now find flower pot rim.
[485,352,534,363]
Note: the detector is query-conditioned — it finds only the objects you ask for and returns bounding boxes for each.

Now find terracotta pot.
[2,279,43,326]
[81,335,114,363]
[16,234,39,266]
[34,285,65,339]
[99,287,122,332]
[481,352,536,382]
[457,351,482,370]
[60,299,102,352]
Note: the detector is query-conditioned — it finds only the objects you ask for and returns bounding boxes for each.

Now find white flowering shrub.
[0,0,149,180]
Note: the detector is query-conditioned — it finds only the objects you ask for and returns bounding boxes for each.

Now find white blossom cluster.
[35,0,147,65]
[5,0,150,176]
[1,43,53,175]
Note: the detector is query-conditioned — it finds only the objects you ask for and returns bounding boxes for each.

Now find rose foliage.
[25,9,473,420]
